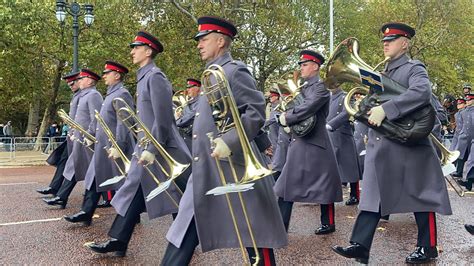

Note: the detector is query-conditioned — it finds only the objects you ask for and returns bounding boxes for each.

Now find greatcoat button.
[193,156,199,162]
[195,112,200,117]
[376,137,380,141]
[193,134,197,139]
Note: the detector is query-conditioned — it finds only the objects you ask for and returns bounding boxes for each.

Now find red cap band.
[105,64,125,73]
[198,24,233,37]
[187,80,201,87]
[135,36,159,51]
[79,71,99,81]
[301,54,322,65]
[384,28,410,37]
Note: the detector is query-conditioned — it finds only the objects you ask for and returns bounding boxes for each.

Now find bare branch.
[171,0,197,24]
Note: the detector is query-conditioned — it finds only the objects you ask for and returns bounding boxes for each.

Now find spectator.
[3,121,12,151]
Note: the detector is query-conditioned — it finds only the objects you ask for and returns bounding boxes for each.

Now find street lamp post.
[55,0,94,73]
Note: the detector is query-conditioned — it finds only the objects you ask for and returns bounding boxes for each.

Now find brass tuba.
[173,90,190,119]
[325,37,436,145]
[201,64,274,265]
[94,110,131,187]
[112,98,189,204]
[57,109,95,152]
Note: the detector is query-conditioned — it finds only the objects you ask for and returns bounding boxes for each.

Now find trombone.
[112,98,189,204]
[57,109,95,152]
[94,110,131,188]
[201,64,274,265]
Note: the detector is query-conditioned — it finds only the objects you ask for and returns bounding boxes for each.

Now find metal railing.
[0,136,67,165]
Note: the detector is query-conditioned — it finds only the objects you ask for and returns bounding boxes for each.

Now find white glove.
[108,147,120,159]
[85,138,95,147]
[326,124,334,132]
[283,127,291,134]
[69,134,76,142]
[211,137,231,159]
[367,105,386,127]
[174,110,182,120]
[138,150,155,165]
[279,113,287,126]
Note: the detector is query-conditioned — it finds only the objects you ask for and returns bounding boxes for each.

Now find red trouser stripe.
[263,248,271,266]
[356,181,360,200]
[329,204,334,225]
[107,191,112,201]
[428,212,437,247]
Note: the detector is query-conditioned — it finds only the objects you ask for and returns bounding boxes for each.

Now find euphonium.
[57,109,95,152]
[201,64,266,265]
[173,90,190,119]
[94,110,131,188]
[112,98,189,203]
[325,37,436,145]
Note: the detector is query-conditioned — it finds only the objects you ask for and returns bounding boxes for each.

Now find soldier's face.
[130,45,151,65]
[197,33,225,62]
[383,37,408,59]
[102,71,120,86]
[457,103,465,109]
[464,88,471,94]
[187,86,200,98]
[299,61,319,79]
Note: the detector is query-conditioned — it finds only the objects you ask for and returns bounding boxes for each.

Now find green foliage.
[0,0,472,134]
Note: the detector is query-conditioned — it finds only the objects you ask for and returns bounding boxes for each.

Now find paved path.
[0,166,473,264]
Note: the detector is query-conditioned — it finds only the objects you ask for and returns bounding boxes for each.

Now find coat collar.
[331,88,343,97]
[188,95,199,105]
[205,51,233,68]
[106,82,124,96]
[80,86,96,96]
[303,74,320,87]
[137,61,157,82]
[384,53,410,72]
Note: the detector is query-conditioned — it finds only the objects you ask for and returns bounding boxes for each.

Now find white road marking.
[0,217,62,226]
[0,182,38,186]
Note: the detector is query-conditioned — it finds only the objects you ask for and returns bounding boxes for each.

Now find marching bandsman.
[43,69,103,208]
[85,31,191,256]
[326,87,362,205]
[272,91,291,181]
[454,93,474,179]
[463,83,472,96]
[176,78,201,152]
[332,22,452,264]
[162,16,287,265]
[63,61,134,226]
[264,88,281,151]
[449,98,466,156]
[37,72,80,197]
[457,93,474,190]
[275,49,342,234]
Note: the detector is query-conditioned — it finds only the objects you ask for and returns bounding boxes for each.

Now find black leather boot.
[64,211,92,226]
[465,224,474,235]
[332,243,370,264]
[43,196,67,209]
[86,238,127,257]
[405,246,438,264]
[345,196,359,206]
[314,224,335,235]
[36,187,57,195]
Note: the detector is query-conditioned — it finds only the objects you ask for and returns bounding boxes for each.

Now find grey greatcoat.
[353,121,368,174]
[66,90,82,156]
[464,139,474,179]
[166,52,287,252]
[430,93,446,140]
[63,87,103,182]
[455,105,473,160]
[84,82,135,192]
[176,96,199,152]
[327,88,361,183]
[359,54,452,216]
[111,62,191,220]
[449,110,463,151]
[264,102,280,150]
[274,75,343,204]
[272,127,291,172]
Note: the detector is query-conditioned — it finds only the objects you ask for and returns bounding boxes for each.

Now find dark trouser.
[349,181,360,199]
[108,186,146,244]
[81,179,101,216]
[350,211,437,250]
[273,171,281,182]
[160,217,275,266]
[455,158,466,176]
[101,190,114,201]
[56,178,77,200]
[278,197,335,231]
[48,145,69,193]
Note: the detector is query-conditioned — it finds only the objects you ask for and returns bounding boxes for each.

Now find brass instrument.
[57,109,96,152]
[201,64,274,265]
[325,37,436,145]
[112,98,189,204]
[94,110,131,188]
[173,90,190,119]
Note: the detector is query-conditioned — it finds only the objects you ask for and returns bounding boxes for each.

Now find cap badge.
[385,28,390,33]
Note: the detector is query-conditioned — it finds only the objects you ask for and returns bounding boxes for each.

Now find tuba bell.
[325,37,436,145]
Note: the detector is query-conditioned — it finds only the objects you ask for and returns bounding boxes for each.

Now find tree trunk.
[34,60,65,151]
[25,93,41,137]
